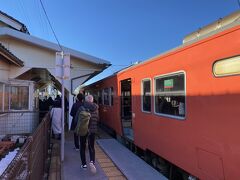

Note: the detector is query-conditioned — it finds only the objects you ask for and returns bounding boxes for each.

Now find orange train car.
[84,11,240,180]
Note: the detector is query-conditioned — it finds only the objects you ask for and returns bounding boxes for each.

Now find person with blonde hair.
[79,94,99,173]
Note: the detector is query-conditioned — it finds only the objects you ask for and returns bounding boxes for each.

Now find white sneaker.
[81,164,87,170]
[89,162,96,173]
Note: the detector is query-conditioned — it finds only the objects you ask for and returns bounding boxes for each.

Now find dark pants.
[74,133,79,149]
[80,133,95,166]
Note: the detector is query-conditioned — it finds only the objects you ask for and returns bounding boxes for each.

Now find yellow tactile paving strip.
[95,143,127,180]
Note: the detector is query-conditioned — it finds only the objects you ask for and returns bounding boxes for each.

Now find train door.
[120,78,133,140]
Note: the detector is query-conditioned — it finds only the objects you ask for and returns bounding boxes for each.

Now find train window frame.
[213,55,240,77]
[110,87,114,106]
[153,71,186,120]
[101,89,104,105]
[141,78,151,113]
[103,88,110,106]
[97,90,102,104]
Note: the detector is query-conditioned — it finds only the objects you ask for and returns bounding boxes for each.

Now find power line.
[39,0,63,52]
[36,0,51,39]
[35,0,46,36]
[14,64,130,72]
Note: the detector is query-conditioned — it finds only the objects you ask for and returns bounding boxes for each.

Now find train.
[84,11,240,180]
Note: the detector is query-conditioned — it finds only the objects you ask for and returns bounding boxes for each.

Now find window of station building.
[154,72,185,119]
[0,82,33,112]
[110,87,114,106]
[4,85,9,111]
[0,83,3,111]
[213,55,240,77]
[103,88,110,105]
[141,79,151,112]
[10,86,29,110]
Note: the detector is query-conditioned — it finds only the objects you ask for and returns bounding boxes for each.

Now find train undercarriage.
[99,122,198,180]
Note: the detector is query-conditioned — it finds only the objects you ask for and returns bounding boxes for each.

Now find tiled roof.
[0,43,24,67]
[0,11,29,34]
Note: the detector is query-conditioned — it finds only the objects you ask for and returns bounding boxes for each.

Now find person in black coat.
[70,93,84,150]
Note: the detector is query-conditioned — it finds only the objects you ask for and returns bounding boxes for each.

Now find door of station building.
[120,78,133,141]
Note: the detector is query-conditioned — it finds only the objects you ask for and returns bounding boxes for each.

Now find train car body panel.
[116,24,240,180]
[85,75,123,136]
[85,16,240,180]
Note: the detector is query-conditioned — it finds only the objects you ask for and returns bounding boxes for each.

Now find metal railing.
[0,112,51,180]
[0,111,39,135]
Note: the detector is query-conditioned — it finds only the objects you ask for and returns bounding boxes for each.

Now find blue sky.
[0,0,239,84]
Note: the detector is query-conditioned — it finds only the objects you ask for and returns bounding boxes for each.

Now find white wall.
[0,37,104,129]
[2,38,102,92]
[0,59,10,81]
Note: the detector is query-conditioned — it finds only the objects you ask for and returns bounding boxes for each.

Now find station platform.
[62,130,126,180]
[61,128,167,180]
[97,138,167,180]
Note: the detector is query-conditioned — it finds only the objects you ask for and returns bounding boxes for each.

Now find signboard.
[63,53,70,79]
[164,79,173,89]
[55,52,62,79]
[55,52,70,79]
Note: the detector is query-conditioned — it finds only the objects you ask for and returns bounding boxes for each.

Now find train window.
[213,55,240,77]
[101,90,104,104]
[110,87,114,106]
[103,88,110,105]
[97,90,102,104]
[141,79,151,112]
[154,72,185,119]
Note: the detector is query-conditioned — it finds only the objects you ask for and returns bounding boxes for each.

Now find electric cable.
[39,0,63,52]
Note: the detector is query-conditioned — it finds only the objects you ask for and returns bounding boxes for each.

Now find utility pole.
[56,51,70,162]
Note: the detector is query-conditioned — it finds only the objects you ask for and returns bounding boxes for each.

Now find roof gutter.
[0,27,110,65]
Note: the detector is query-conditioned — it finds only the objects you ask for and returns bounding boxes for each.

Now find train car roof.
[85,10,240,87]
[117,10,240,74]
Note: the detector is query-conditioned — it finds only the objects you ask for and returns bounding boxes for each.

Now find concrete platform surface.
[63,133,108,180]
[97,139,168,180]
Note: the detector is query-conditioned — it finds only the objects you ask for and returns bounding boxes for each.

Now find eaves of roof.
[0,27,110,66]
[0,11,29,34]
[0,43,24,67]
